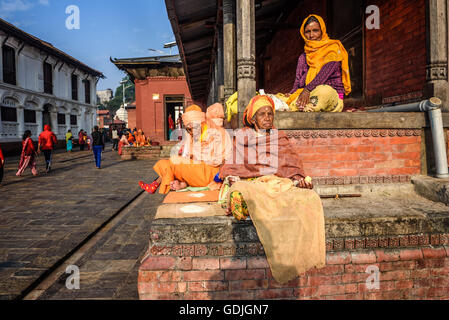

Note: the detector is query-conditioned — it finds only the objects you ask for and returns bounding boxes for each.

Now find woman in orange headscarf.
[287,14,351,112]
[127,132,135,145]
[206,103,225,128]
[218,95,325,284]
[140,105,232,194]
[135,129,147,147]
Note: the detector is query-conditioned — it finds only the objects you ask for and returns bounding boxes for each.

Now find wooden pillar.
[426,0,449,111]
[236,0,256,127]
[223,0,236,105]
[217,27,225,104]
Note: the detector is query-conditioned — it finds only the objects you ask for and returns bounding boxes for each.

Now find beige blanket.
[227,175,326,284]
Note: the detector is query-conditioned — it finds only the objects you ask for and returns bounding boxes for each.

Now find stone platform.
[138,183,449,300]
[121,143,178,160]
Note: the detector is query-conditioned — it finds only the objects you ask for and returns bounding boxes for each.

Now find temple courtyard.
[0,147,161,300]
[1,146,449,300]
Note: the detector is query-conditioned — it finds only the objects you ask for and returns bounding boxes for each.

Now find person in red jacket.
[0,143,4,184]
[16,130,38,177]
[38,125,58,173]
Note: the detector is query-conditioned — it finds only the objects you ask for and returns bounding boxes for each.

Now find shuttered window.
[2,45,16,85]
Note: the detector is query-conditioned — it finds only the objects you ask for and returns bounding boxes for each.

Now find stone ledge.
[274,112,449,129]
[149,183,449,251]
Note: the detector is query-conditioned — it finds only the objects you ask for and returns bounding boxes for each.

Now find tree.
[105,77,135,113]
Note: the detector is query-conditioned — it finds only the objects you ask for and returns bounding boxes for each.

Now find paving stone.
[0,148,157,299]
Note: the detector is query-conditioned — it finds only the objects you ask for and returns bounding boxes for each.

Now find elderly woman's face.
[186,122,202,138]
[252,106,274,131]
[304,21,322,41]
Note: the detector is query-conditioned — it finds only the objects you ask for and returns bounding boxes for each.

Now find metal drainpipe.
[368,97,449,179]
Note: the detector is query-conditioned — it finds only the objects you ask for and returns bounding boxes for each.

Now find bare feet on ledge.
[170,180,187,191]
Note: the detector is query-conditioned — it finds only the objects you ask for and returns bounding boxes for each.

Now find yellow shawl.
[300,14,351,96]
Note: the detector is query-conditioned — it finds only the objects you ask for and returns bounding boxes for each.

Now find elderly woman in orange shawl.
[287,14,351,112]
[140,105,231,194]
[219,95,326,284]
[206,103,225,128]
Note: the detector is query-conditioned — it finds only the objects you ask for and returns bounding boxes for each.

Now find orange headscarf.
[243,95,276,128]
[182,105,206,126]
[300,14,351,96]
[206,103,225,127]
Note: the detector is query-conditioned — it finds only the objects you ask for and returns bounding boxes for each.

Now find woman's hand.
[293,176,313,189]
[296,89,310,111]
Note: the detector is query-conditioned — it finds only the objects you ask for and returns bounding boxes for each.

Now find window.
[84,79,91,104]
[71,74,78,100]
[1,106,17,122]
[24,110,36,123]
[58,113,66,125]
[2,45,16,85]
[43,62,53,94]
[70,115,77,125]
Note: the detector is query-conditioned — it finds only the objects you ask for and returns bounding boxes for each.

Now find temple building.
[0,18,104,152]
[111,55,196,143]
[165,0,448,114]
[162,0,449,179]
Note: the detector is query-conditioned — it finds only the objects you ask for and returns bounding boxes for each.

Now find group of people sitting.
[126,128,151,147]
[136,13,351,283]
[140,14,349,214]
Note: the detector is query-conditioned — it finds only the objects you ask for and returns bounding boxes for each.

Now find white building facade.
[0,20,104,143]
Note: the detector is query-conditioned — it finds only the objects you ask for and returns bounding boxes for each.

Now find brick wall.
[287,129,422,184]
[365,0,426,104]
[138,245,449,300]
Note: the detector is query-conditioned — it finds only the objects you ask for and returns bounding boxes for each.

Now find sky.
[0,0,178,91]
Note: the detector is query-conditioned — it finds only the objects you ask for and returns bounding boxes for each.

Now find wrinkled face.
[304,21,322,41]
[186,122,202,138]
[212,118,224,127]
[252,106,274,131]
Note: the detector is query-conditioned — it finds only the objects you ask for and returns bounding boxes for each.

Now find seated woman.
[288,14,351,112]
[219,95,325,284]
[140,105,232,194]
[206,103,225,127]
[134,129,148,147]
[127,132,136,145]
[118,133,130,155]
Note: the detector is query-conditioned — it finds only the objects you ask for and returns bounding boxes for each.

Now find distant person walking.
[112,128,119,151]
[16,130,38,177]
[92,126,105,169]
[38,125,57,173]
[0,144,4,184]
[78,129,86,151]
[66,130,73,153]
[168,114,175,140]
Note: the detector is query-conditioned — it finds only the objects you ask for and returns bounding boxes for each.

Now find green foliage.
[105,77,135,113]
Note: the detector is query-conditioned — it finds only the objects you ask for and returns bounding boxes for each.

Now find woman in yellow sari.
[287,14,351,112]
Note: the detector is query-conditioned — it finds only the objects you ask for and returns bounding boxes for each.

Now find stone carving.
[286,129,421,139]
[237,58,256,80]
[426,64,448,81]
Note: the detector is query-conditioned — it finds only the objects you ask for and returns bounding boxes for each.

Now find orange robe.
[154,157,219,194]
[128,134,135,144]
[153,120,231,194]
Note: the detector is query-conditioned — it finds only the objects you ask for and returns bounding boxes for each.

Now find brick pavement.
[0,147,161,300]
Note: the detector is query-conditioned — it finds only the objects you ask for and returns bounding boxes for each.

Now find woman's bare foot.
[170,180,188,191]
